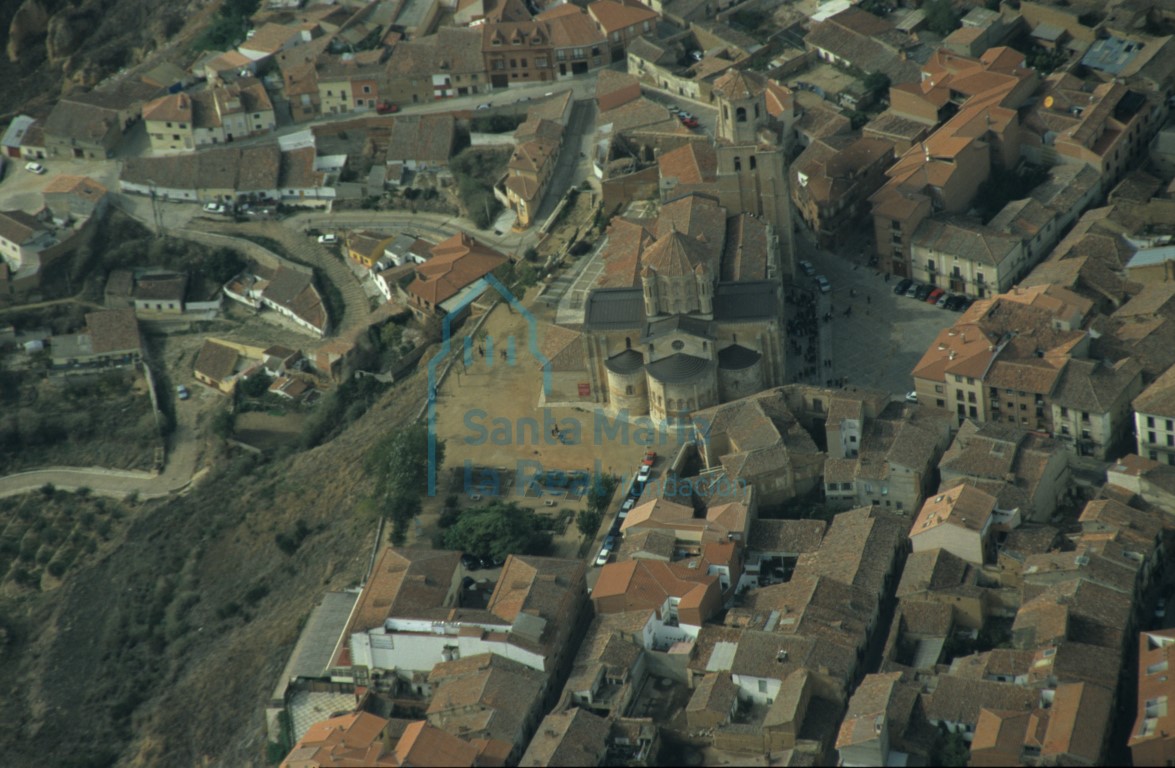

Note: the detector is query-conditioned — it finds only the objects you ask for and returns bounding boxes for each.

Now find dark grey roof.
[646,353,713,383]
[583,288,644,331]
[263,266,314,307]
[604,348,645,374]
[713,281,779,321]
[641,314,716,343]
[717,344,761,370]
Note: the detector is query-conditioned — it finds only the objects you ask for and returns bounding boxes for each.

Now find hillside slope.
[0,370,428,767]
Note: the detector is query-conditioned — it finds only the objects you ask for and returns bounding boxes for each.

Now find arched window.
[750,156,757,170]
[677,398,685,410]
[734,157,741,172]
[736,106,747,122]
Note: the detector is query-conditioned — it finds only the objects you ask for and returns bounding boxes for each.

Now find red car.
[681,117,699,129]
[376,102,400,115]
[926,288,945,304]
[641,451,657,467]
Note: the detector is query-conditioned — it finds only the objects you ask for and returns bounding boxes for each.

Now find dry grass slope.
[0,369,428,766]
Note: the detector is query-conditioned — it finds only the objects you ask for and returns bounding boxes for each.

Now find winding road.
[0,396,204,500]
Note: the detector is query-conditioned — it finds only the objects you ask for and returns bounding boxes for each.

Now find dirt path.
[202,220,372,335]
[0,392,204,500]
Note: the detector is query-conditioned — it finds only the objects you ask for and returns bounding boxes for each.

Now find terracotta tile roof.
[591,558,720,622]
[347,548,462,634]
[0,209,45,245]
[193,340,237,382]
[687,671,739,717]
[1133,358,1175,417]
[409,233,507,306]
[587,0,657,33]
[142,92,193,123]
[792,506,906,595]
[658,141,718,187]
[519,707,610,767]
[241,22,307,56]
[86,309,141,355]
[898,599,954,636]
[911,483,995,538]
[392,721,480,768]
[539,323,585,373]
[540,4,606,47]
[485,554,585,632]
[836,671,907,750]
[922,676,1037,726]
[282,711,396,768]
[747,519,826,554]
[911,217,1023,268]
[896,547,975,597]
[1042,682,1113,763]
[42,174,108,201]
[386,114,455,165]
[712,69,766,101]
[971,707,1032,758]
[426,653,545,745]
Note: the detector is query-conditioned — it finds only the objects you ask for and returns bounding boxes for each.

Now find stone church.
[543,68,795,423]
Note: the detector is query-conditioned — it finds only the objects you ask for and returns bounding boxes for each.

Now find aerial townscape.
[4,0,1175,765]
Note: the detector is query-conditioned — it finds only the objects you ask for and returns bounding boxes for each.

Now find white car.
[24,162,45,174]
[203,202,227,214]
[905,391,918,403]
[476,103,491,110]
[637,465,652,483]
[317,234,338,244]
[815,275,831,294]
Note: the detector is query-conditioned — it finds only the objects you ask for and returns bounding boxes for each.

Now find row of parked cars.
[595,452,656,566]
[666,105,700,129]
[892,278,974,311]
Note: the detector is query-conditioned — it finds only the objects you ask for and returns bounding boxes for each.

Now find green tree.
[443,502,552,559]
[366,424,443,501]
[585,473,618,515]
[924,0,960,35]
[933,728,970,767]
[863,72,891,101]
[576,508,603,538]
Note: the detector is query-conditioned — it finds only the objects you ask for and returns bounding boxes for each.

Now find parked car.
[609,520,622,537]
[799,260,816,276]
[954,296,974,312]
[681,117,700,129]
[642,450,657,466]
[893,278,913,295]
[942,295,965,311]
[461,553,483,571]
[317,233,338,244]
[637,464,652,482]
[936,292,953,308]
[376,102,399,114]
[176,385,190,401]
[620,498,636,516]
[926,288,945,304]
[203,202,228,214]
[815,275,831,294]
[476,103,491,110]
[24,162,45,174]
[905,391,918,403]
[595,538,615,566]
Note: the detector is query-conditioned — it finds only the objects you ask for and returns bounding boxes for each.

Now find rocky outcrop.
[45,5,97,66]
[6,0,50,63]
